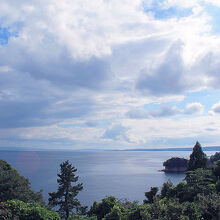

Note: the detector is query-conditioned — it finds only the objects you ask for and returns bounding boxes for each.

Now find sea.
[0,150,217,207]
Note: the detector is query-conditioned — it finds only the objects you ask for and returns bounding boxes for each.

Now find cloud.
[151,105,181,117]
[102,124,129,141]
[85,121,98,127]
[126,105,180,119]
[126,102,204,119]
[0,95,94,128]
[126,109,149,119]
[211,101,220,113]
[136,41,192,96]
[184,102,204,114]
[196,52,220,89]
[0,0,220,149]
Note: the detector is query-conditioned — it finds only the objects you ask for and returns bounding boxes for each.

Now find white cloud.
[184,102,204,114]
[203,0,220,7]
[102,124,130,142]
[0,0,220,149]
[126,102,204,120]
[211,101,220,114]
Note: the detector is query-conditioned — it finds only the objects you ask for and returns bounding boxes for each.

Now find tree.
[143,187,158,204]
[48,160,84,219]
[184,168,215,201]
[0,160,44,205]
[210,152,220,164]
[88,196,117,220]
[160,181,173,199]
[187,141,208,171]
[104,205,122,220]
[213,160,220,178]
[197,193,220,220]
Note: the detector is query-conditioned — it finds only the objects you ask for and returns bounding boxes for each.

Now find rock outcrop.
[163,157,188,173]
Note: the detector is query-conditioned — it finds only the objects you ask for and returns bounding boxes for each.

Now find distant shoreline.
[0,146,219,152]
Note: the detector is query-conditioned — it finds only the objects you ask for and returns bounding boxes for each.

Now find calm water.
[0,150,216,207]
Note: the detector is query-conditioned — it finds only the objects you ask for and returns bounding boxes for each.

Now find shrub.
[0,200,60,220]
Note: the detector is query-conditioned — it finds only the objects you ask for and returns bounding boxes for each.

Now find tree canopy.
[210,152,220,164]
[0,200,60,220]
[0,160,44,205]
[187,141,208,171]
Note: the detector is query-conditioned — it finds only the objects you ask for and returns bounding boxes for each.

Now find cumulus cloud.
[195,52,220,90]
[211,101,220,114]
[184,102,204,114]
[102,124,129,141]
[136,41,192,96]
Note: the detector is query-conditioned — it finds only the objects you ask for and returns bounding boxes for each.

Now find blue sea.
[0,150,216,207]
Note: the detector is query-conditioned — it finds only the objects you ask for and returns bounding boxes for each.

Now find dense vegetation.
[0,141,220,219]
[0,160,59,219]
[0,200,60,220]
[210,152,220,164]
[0,160,45,206]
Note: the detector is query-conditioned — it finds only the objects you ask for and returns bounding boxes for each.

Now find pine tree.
[48,160,84,219]
[187,141,208,171]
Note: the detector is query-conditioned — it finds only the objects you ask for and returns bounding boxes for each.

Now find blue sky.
[1,0,220,150]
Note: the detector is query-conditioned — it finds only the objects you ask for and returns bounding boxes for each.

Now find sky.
[1,0,220,150]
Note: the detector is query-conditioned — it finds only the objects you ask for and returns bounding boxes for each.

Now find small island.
[162,157,188,173]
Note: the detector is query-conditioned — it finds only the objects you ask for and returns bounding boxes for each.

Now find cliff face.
[164,166,186,173]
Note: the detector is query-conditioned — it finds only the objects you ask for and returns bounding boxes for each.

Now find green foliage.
[0,160,45,205]
[197,193,220,220]
[181,202,203,220]
[216,179,220,193]
[0,200,60,220]
[140,198,203,220]
[210,152,220,164]
[117,198,139,209]
[185,168,215,189]
[48,160,85,220]
[187,141,208,171]
[104,205,122,220]
[88,196,117,220]
[173,181,188,202]
[182,168,215,202]
[127,205,147,220]
[144,187,158,204]
[160,181,173,199]
[213,160,220,178]
[68,214,98,220]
